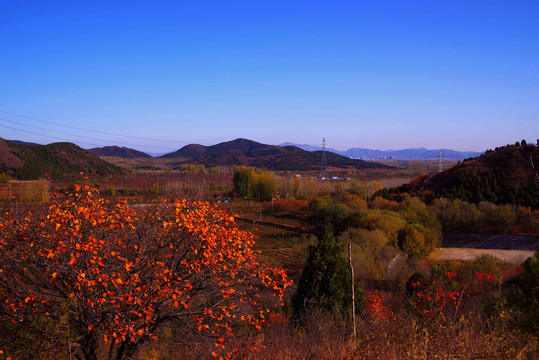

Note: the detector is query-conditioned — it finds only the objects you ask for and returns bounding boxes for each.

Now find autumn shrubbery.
[1,177,537,359]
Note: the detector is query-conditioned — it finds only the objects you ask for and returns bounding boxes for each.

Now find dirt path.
[429,248,535,264]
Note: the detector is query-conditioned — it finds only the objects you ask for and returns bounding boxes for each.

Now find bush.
[505,251,539,334]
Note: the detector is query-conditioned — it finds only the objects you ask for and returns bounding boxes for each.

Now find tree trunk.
[113,339,140,360]
[71,330,98,360]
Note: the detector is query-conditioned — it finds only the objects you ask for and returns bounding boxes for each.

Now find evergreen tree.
[292,229,364,322]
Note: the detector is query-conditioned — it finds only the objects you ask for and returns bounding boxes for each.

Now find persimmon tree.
[0,186,290,360]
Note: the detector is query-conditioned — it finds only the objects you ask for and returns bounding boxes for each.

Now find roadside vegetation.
[0,154,537,359]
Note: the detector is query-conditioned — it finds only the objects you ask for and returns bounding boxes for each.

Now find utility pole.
[320,137,328,179]
[349,243,356,341]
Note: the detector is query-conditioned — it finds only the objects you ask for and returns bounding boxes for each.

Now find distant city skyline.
[1,1,537,153]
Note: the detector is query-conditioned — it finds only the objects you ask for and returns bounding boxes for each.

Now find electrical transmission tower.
[438,151,443,173]
[320,137,328,179]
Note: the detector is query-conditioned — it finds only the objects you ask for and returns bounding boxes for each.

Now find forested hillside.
[378,142,539,208]
[0,138,126,179]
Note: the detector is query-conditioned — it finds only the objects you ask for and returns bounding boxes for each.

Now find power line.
[0,117,175,150]
[0,110,364,153]
[0,110,191,145]
[0,124,104,148]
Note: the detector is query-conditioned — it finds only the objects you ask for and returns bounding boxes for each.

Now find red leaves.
[366,291,392,322]
[474,272,496,280]
[409,277,462,322]
[0,186,290,354]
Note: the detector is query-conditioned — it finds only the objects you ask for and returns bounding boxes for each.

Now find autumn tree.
[250,171,277,202]
[0,186,290,360]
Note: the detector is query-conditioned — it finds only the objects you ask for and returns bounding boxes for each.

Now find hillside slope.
[385,143,539,208]
[0,138,126,179]
[162,138,392,171]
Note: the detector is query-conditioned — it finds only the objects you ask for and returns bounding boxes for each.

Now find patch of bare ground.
[429,248,535,264]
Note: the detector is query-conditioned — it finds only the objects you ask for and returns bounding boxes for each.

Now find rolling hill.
[0,138,127,179]
[88,146,152,159]
[162,138,392,171]
[382,143,539,208]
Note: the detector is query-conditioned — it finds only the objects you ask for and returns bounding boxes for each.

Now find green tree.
[233,167,254,197]
[397,223,426,257]
[307,196,357,236]
[292,229,364,322]
[506,251,539,334]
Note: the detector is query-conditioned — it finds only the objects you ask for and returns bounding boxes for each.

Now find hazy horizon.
[1,1,537,153]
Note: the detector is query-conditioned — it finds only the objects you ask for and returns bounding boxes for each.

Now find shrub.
[505,251,539,334]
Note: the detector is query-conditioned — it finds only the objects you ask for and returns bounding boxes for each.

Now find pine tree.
[292,228,364,322]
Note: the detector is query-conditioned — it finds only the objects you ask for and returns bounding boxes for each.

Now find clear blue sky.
[1,0,538,154]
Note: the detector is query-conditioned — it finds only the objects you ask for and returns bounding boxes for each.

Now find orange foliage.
[0,187,291,359]
[269,199,309,214]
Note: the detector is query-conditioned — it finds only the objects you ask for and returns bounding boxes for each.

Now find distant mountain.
[345,148,482,160]
[0,138,126,179]
[162,138,392,171]
[280,142,481,160]
[383,143,539,208]
[279,142,342,154]
[163,144,208,158]
[88,146,152,159]
[162,138,269,158]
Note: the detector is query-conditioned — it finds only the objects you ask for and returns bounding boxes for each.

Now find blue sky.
[1,0,538,154]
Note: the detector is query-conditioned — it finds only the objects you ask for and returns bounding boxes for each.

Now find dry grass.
[250,310,538,360]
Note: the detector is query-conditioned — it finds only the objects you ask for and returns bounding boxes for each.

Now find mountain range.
[161,138,392,171]
[86,141,481,161]
[279,142,482,160]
